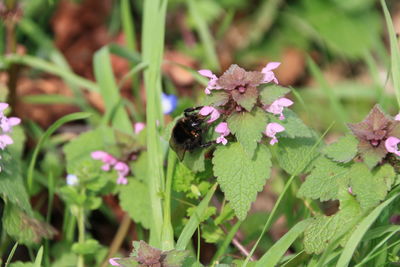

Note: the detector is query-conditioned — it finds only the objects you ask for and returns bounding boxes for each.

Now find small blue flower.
[162,93,178,114]
[66,174,79,186]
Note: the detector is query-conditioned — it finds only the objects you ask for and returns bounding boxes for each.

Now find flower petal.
[262,62,281,72]
[0,103,9,112]
[385,136,400,154]
[198,69,214,78]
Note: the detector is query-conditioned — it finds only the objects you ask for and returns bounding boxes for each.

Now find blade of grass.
[211,221,242,264]
[27,112,91,193]
[187,0,220,71]
[335,192,400,267]
[256,219,310,267]
[381,0,400,108]
[243,121,335,266]
[34,246,43,267]
[4,242,18,267]
[307,56,347,126]
[93,46,133,134]
[161,149,176,250]
[176,183,218,250]
[142,0,169,247]
[22,94,77,105]
[354,229,400,267]
[2,54,99,92]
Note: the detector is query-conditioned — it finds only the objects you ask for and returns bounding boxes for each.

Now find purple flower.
[114,161,129,185]
[0,134,13,150]
[162,93,178,114]
[215,122,230,145]
[198,69,222,94]
[0,116,20,133]
[385,136,400,156]
[265,97,293,120]
[261,62,280,84]
[91,151,117,171]
[66,174,79,186]
[395,113,400,121]
[0,103,9,113]
[134,122,145,134]
[265,123,285,145]
[109,258,121,266]
[199,106,220,123]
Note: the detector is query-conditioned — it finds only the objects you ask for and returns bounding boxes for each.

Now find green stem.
[211,221,241,264]
[77,203,85,267]
[161,150,176,250]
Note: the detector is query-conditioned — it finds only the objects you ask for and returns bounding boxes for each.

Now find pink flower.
[385,136,400,156]
[91,151,117,171]
[134,122,145,134]
[0,134,13,150]
[348,187,353,195]
[198,69,222,94]
[0,103,9,113]
[215,122,230,145]
[265,98,293,120]
[114,161,129,176]
[199,106,220,123]
[261,62,280,84]
[0,116,20,133]
[265,123,285,145]
[395,113,400,121]
[109,258,121,266]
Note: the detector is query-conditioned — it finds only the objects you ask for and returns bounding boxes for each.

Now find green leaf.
[9,262,35,267]
[256,219,310,267]
[350,163,389,211]
[119,179,151,229]
[162,249,190,267]
[63,127,115,171]
[268,109,313,138]
[176,184,217,250]
[303,194,361,254]
[72,239,101,255]
[276,137,319,176]
[298,156,351,201]
[27,112,92,192]
[0,152,31,213]
[259,84,291,106]
[94,46,133,133]
[3,203,55,245]
[212,142,272,220]
[227,108,268,157]
[231,86,258,111]
[336,192,400,267]
[374,164,396,191]
[202,90,230,106]
[173,162,196,193]
[323,134,358,163]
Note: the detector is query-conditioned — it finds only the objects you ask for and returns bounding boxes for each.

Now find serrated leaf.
[303,194,361,254]
[173,162,196,193]
[212,142,271,220]
[350,163,389,211]
[374,164,395,191]
[135,240,161,265]
[231,86,258,111]
[3,203,55,245]
[119,179,151,229]
[162,249,190,267]
[298,156,351,201]
[268,110,313,138]
[276,137,319,176]
[260,84,291,106]
[323,134,358,163]
[202,90,230,106]
[227,108,268,157]
[0,152,31,213]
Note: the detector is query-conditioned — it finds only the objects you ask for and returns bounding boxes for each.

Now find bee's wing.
[169,139,186,161]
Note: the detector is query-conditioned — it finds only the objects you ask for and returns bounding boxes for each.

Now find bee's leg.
[200,140,216,148]
[184,106,204,117]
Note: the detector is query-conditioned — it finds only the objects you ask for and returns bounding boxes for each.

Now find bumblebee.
[169,106,213,160]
